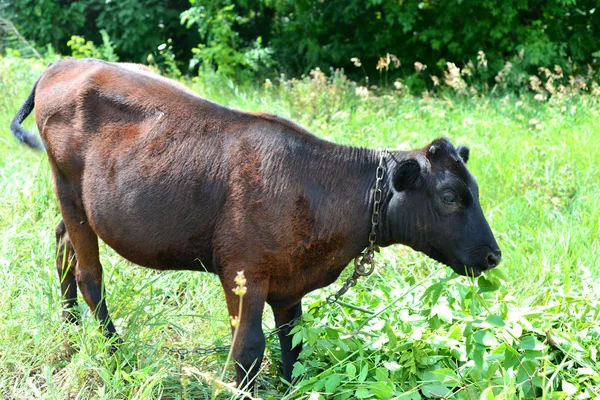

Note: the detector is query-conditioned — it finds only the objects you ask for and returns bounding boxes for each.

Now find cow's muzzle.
[449,246,501,277]
[484,249,502,269]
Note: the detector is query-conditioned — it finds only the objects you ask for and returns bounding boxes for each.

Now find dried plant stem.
[212,271,247,400]
[219,296,243,384]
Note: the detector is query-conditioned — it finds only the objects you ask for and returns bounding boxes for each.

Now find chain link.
[163,344,231,357]
[163,149,388,358]
[355,148,387,277]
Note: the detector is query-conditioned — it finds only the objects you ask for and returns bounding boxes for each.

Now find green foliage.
[289,269,600,399]
[3,0,600,88]
[67,30,119,62]
[267,0,600,88]
[147,39,182,78]
[181,1,274,79]
[1,0,88,50]
[0,16,42,59]
[0,55,599,399]
[3,0,191,64]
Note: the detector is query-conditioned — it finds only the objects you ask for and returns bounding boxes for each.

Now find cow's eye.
[441,192,457,205]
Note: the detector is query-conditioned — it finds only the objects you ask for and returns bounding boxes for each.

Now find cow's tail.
[10,77,44,151]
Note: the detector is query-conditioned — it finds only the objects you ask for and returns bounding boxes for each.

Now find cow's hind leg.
[54,180,118,342]
[69,221,117,341]
[56,220,78,323]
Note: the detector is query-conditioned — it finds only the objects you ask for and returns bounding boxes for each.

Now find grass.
[0,55,598,399]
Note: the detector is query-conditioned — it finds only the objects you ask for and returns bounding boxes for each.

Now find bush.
[67,30,118,62]
[267,0,600,88]
[2,0,599,90]
[181,1,274,80]
[2,0,191,64]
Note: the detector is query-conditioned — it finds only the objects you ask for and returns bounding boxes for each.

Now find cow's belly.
[81,153,223,272]
[266,258,351,309]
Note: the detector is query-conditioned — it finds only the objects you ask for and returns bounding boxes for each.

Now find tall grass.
[0,56,598,399]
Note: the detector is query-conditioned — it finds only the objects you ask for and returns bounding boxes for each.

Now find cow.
[11,58,501,393]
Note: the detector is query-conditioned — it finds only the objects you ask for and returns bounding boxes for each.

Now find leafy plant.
[67,30,118,62]
[181,1,274,80]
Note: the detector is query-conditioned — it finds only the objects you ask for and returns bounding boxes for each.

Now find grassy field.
[0,56,599,399]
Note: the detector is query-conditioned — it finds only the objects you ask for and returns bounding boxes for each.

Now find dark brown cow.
[11,58,501,392]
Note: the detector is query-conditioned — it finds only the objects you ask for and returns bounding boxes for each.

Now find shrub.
[67,30,118,62]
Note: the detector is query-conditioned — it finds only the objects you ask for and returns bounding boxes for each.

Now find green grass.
[0,56,598,399]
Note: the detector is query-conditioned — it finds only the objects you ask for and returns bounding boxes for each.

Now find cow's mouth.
[449,261,482,277]
[425,246,483,277]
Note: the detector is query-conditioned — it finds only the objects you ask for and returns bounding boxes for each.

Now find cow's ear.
[392,159,423,192]
[457,145,470,163]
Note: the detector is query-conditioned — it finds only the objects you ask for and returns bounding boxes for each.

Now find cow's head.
[386,138,501,276]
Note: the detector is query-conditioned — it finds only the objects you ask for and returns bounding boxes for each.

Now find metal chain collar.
[326,148,388,302]
[163,149,388,356]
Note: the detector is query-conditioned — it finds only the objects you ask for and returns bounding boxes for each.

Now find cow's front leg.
[272,302,302,383]
[221,272,268,394]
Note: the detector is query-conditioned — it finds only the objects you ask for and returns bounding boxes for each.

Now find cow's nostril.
[486,250,502,269]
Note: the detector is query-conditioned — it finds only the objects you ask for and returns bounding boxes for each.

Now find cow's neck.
[372,151,423,250]
[290,142,376,253]
[310,142,398,256]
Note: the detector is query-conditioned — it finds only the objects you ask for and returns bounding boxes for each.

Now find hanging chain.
[163,149,388,356]
[357,148,387,275]
[324,148,388,302]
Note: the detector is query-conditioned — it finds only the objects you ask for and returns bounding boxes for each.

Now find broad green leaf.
[432,368,460,386]
[473,344,485,370]
[337,339,350,353]
[473,330,498,347]
[523,350,545,359]
[346,363,356,378]
[422,282,443,305]
[292,362,305,379]
[355,386,372,398]
[480,386,496,400]
[383,361,401,371]
[333,393,353,400]
[384,322,397,348]
[421,383,450,398]
[324,374,342,393]
[518,336,542,350]
[370,381,394,398]
[397,392,421,400]
[358,364,369,383]
[302,313,316,323]
[313,376,325,392]
[477,275,499,293]
[485,315,506,327]
[375,367,390,383]
[291,331,303,349]
[561,380,577,395]
[486,360,500,380]
[465,322,473,353]
[326,327,339,339]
